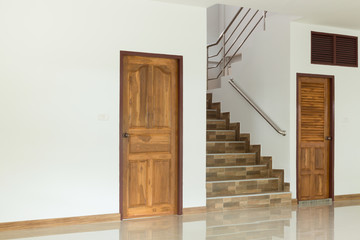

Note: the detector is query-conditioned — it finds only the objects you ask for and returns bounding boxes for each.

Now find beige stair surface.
[206,93,291,211]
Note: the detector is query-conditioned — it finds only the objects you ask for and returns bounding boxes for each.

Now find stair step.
[207,141,246,154]
[207,109,218,119]
[207,130,236,141]
[206,165,269,181]
[207,119,226,130]
[207,153,256,167]
[206,178,279,197]
[207,192,292,212]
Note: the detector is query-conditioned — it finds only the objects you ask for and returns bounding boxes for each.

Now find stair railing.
[229,78,286,136]
[207,8,267,83]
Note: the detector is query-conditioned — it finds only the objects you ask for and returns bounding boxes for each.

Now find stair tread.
[207,109,217,111]
[207,191,291,200]
[207,119,226,122]
[207,165,267,169]
[207,153,255,155]
[207,178,279,183]
[207,141,245,143]
[207,130,233,132]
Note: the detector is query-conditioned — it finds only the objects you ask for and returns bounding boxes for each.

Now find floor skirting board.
[334,194,360,201]
[182,207,207,215]
[0,214,120,231]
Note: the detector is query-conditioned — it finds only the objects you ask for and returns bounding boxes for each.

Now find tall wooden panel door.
[121,53,180,219]
[297,74,333,201]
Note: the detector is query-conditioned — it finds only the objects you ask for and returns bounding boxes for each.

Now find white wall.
[0,0,206,223]
[208,14,292,182]
[207,4,220,45]
[290,22,360,196]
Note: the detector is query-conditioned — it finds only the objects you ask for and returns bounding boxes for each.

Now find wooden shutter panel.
[311,33,334,65]
[311,31,358,67]
[336,36,358,67]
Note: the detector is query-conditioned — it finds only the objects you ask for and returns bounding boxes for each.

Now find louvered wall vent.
[311,31,358,67]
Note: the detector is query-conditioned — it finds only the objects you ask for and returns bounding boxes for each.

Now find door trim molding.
[119,51,183,219]
[296,73,335,202]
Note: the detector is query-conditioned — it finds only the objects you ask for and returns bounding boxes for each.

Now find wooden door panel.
[128,160,148,208]
[152,66,172,128]
[300,148,312,171]
[129,134,171,153]
[128,65,149,128]
[314,174,324,197]
[297,76,331,201]
[299,174,311,199]
[314,147,325,169]
[153,160,171,205]
[300,81,326,142]
[122,54,179,219]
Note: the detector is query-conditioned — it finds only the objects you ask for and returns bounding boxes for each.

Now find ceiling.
[156,0,360,30]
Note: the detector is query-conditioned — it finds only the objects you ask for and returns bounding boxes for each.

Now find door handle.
[123,132,130,138]
[325,136,332,140]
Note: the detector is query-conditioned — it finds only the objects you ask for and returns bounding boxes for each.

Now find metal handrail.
[207,7,266,83]
[224,10,259,58]
[228,78,286,136]
[224,15,264,71]
[207,8,244,48]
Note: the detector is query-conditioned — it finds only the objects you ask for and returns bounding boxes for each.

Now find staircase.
[206,93,291,211]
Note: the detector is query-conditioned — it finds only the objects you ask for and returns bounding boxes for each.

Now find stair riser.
[207,93,212,109]
[207,193,291,212]
[206,166,269,181]
[207,154,256,167]
[207,131,236,141]
[207,110,217,119]
[206,179,279,197]
[207,142,246,153]
[207,120,226,130]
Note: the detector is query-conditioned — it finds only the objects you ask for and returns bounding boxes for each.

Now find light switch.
[98,114,109,121]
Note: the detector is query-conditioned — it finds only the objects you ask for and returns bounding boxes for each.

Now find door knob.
[123,132,130,138]
[325,136,332,140]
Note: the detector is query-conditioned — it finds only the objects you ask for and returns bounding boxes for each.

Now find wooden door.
[297,75,333,201]
[121,53,179,219]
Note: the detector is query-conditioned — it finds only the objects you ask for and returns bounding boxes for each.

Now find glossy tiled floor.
[1,200,360,240]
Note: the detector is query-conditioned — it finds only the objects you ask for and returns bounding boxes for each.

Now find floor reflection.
[2,200,360,239]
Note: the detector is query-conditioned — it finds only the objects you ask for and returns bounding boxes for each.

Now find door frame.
[296,73,335,202]
[119,51,183,219]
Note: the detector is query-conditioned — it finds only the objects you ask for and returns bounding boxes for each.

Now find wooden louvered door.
[297,75,333,201]
[121,54,179,219]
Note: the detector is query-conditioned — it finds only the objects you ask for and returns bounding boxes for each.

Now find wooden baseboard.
[182,207,207,215]
[291,199,298,205]
[335,194,360,201]
[0,213,120,231]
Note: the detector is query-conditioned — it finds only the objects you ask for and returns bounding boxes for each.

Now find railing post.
[206,47,209,90]
[263,11,267,31]
[222,34,226,76]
